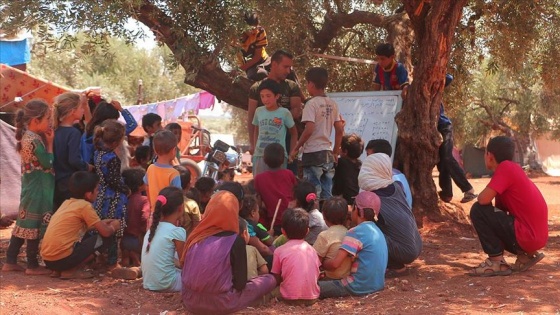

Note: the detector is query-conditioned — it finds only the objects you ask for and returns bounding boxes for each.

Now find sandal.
[512,252,545,272]
[467,258,512,277]
[460,192,477,203]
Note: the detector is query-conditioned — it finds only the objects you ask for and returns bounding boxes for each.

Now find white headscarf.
[358,153,394,191]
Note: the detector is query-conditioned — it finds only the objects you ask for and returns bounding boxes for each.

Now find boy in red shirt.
[468,136,548,277]
[254,143,297,235]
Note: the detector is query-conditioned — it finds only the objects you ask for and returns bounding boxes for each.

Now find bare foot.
[106,263,122,272]
[2,263,25,272]
[25,266,51,275]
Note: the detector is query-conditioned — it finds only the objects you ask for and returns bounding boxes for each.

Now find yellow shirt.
[237,26,269,66]
[313,225,352,279]
[145,163,181,212]
[181,197,201,235]
[41,199,101,261]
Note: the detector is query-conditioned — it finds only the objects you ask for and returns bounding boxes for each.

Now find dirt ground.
[1,174,559,315]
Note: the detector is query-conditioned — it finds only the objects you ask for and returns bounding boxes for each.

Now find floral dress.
[93,148,128,236]
[13,131,54,240]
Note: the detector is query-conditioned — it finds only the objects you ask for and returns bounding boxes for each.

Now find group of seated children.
[3,60,548,312]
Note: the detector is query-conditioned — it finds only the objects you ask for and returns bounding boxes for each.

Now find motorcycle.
[200,138,242,181]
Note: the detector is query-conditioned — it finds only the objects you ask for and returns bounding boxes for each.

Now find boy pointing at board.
[290,67,344,200]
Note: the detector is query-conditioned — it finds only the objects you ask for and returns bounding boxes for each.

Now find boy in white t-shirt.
[290,67,344,199]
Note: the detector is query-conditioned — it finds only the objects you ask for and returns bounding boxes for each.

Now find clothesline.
[122,90,215,124]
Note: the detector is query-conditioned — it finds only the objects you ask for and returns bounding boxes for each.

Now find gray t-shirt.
[305,209,328,245]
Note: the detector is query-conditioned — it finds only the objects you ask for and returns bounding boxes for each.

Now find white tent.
[534,133,560,177]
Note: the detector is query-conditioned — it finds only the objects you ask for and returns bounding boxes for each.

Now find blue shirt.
[81,109,138,164]
[438,103,452,127]
[252,106,295,158]
[54,126,88,182]
[373,62,409,91]
[141,222,186,291]
[340,221,388,295]
[392,169,413,208]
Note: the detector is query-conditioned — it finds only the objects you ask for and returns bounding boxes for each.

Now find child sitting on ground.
[194,177,216,214]
[319,191,388,298]
[294,181,327,245]
[332,133,363,205]
[239,195,273,267]
[144,130,182,212]
[40,172,121,279]
[239,218,269,280]
[121,168,150,267]
[271,208,321,305]
[468,136,548,277]
[141,186,186,292]
[174,165,201,235]
[254,143,297,234]
[313,196,352,280]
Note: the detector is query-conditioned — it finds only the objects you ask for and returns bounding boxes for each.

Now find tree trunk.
[397,0,468,222]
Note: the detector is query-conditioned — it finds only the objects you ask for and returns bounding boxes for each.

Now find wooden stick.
[270,198,282,231]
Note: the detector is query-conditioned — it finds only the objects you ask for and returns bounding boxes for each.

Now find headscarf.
[180,191,240,265]
[358,153,394,191]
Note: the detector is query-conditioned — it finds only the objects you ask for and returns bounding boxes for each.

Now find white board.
[328,91,402,160]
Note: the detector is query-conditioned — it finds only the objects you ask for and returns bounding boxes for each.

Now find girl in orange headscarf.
[181,191,277,314]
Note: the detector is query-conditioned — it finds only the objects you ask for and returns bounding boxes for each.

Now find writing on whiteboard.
[328,91,402,160]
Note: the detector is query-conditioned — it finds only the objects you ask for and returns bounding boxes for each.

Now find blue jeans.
[318,280,353,299]
[303,162,335,200]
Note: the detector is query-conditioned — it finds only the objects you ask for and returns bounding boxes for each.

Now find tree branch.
[312,10,391,52]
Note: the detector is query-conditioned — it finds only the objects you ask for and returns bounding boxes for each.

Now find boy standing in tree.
[468,136,548,277]
[372,43,409,99]
[290,67,344,200]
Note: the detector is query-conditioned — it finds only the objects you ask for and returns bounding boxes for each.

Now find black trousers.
[470,202,520,256]
[44,234,113,271]
[6,236,40,268]
[437,124,473,197]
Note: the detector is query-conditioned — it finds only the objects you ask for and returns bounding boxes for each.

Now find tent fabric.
[0,39,31,66]
[0,64,71,112]
[0,119,21,218]
[534,133,560,177]
[462,145,492,178]
[124,91,215,138]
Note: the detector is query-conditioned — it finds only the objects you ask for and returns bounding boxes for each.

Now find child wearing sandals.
[41,172,121,279]
[468,136,548,277]
[141,187,186,292]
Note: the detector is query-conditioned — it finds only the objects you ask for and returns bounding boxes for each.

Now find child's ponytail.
[93,119,125,150]
[294,180,317,213]
[53,92,80,129]
[146,186,184,252]
[14,99,50,152]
